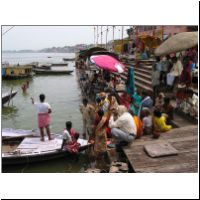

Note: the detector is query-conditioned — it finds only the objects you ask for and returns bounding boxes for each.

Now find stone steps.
[135,75,152,87]
[134,71,152,82]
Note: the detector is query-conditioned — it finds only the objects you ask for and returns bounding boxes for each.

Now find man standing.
[80,98,95,138]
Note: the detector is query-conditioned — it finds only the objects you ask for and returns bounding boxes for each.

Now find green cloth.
[130,92,142,115]
[126,68,135,96]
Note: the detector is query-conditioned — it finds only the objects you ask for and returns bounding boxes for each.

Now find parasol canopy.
[91,51,120,60]
[90,55,125,73]
[79,47,107,59]
[154,31,198,56]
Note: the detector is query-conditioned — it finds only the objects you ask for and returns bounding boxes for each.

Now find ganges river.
[1,53,91,172]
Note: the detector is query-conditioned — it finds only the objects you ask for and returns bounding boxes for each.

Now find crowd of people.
[152,47,198,96]
[75,62,178,162]
[30,46,198,161]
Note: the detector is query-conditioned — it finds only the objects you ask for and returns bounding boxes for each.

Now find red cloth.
[38,113,50,128]
[120,93,131,108]
[180,69,192,87]
[64,141,81,154]
[69,128,75,140]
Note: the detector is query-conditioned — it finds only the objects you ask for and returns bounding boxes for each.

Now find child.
[65,121,79,142]
[62,121,80,153]
[142,108,153,135]
[62,126,72,149]
[153,109,172,132]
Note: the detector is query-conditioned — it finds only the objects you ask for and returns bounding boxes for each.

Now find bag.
[167,73,175,86]
[133,116,143,139]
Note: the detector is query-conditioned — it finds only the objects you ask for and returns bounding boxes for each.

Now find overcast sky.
[2,26,130,51]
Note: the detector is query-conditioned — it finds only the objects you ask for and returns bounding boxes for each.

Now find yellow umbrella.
[154,31,198,56]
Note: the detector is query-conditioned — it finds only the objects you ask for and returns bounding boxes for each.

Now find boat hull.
[33,69,73,75]
[2,145,89,166]
[2,74,33,80]
[2,91,18,105]
[63,58,75,61]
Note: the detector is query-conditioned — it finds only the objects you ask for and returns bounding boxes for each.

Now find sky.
[2,26,130,51]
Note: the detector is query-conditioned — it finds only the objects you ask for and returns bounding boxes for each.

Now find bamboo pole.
[106,26,108,49]
[96,26,98,45]
[94,26,96,47]
[101,26,103,47]
[121,26,124,54]
[112,26,115,51]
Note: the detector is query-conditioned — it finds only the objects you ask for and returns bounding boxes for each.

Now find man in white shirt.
[31,94,52,141]
[109,105,137,145]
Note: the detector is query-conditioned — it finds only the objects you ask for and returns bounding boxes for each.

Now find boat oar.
[7,87,13,106]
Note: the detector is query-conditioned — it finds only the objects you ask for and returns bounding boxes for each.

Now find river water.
[1,53,91,173]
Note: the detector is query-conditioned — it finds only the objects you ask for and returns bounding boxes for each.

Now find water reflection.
[2,106,19,120]
[2,153,90,173]
[2,77,33,88]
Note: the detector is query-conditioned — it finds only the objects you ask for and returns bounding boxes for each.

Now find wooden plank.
[16,137,63,154]
[123,125,198,173]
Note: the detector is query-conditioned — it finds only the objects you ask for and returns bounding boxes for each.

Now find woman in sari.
[93,109,108,156]
[129,89,142,116]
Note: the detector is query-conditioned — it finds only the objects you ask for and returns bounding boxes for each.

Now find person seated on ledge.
[62,121,80,150]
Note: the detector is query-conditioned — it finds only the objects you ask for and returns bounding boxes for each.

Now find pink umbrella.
[90,55,125,73]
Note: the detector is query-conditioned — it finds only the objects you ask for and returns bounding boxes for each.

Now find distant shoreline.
[2,44,94,54]
[2,51,76,53]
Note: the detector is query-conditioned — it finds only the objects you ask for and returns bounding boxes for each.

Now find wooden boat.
[2,128,39,140]
[34,63,52,70]
[2,65,33,79]
[51,62,68,66]
[2,90,18,105]
[33,68,73,75]
[63,58,75,61]
[2,130,91,165]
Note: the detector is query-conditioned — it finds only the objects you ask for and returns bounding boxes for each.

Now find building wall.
[136,25,188,38]
[163,26,188,36]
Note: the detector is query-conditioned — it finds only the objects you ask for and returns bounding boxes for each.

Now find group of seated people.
[76,89,174,157]
[120,90,173,139]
